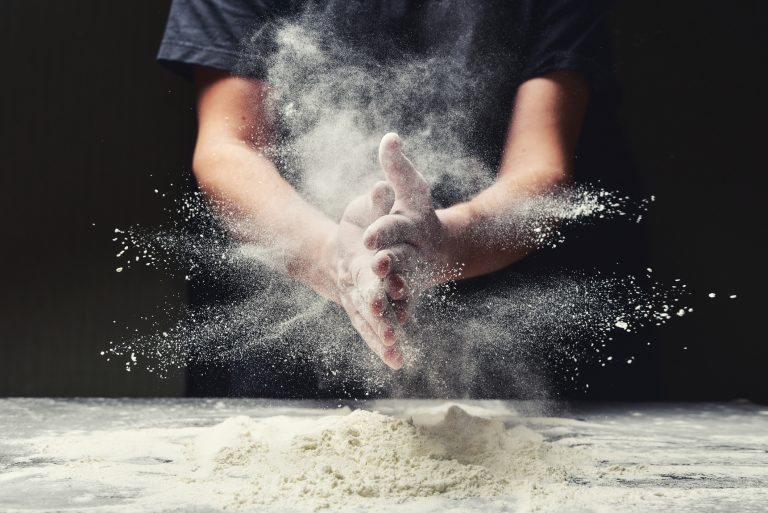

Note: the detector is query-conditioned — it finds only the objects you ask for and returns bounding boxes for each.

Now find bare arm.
[192,67,339,301]
[364,70,589,306]
[436,70,589,280]
[192,67,403,368]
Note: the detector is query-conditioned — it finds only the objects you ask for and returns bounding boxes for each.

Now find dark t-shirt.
[159,0,611,82]
[158,1,657,399]
[159,0,621,176]
[158,0,638,246]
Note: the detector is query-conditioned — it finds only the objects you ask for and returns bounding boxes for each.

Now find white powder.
[14,401,768,512]
[190,405,589,511]
[17,404,596,512]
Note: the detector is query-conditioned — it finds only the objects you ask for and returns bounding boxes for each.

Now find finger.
[369,181,395,218]
[371,244,419,278]
[363,215,420,250]
[391,300,412,325]
[364,293,404,369]
[340,182,395,228]
[337,258,354,285]
[383,345,404,370]
[340,296,387,360]
[385,274,408,301]
[340,194,372,227]
[347,300,402,370]
[365,288,399,347]
[349,276,398,347]
[378,133,431,211]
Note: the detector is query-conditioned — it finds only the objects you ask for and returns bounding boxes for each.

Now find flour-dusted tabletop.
[1,398,766,512]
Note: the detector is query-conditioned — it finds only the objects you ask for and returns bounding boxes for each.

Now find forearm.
[193,141,339,301]
[434,71,587,284]
[435,166,568,283]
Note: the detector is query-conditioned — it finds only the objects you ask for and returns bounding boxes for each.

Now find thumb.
[378,133,431,211]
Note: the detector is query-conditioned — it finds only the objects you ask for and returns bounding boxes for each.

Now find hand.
[363,133,453,322]
[336,180,404,369]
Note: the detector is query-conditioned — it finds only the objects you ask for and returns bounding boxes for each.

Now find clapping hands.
[336,133,451,369]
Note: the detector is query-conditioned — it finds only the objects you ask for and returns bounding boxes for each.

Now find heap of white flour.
[189,404,588,510]
[13,401,768,512]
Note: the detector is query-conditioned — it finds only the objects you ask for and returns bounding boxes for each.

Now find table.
[1,399,766,512]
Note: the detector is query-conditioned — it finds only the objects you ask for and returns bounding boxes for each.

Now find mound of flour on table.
[189,405,588,510]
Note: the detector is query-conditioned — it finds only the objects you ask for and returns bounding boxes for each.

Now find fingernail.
[377,255,390,275]
[380,326,393,345]
[384,346,401,366]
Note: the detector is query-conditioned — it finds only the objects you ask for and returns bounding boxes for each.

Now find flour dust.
[105,10,694,398]
[106,184,687,398]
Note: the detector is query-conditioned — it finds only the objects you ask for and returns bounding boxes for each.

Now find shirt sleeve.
[157,0,289,80]
[520,0,614,86]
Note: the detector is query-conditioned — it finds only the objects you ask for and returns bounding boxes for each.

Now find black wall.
[611,2,766,401]
[0,1,765,401]
[0,1,194,396]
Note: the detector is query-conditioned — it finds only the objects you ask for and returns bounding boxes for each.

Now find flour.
[104,5,693,398]
[17,404,599,512]
[188,404,591,511]
[14,400,767,513]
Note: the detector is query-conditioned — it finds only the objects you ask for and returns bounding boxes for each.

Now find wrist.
[285,220,340,303]
[433,204,474,285]
[317,227,341,302]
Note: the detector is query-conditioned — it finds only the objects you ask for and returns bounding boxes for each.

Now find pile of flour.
[12,401,768,513]
[189,405,589,510]
[16,402,677,512]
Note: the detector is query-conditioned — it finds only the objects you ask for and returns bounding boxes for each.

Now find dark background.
[0,1,764,401]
